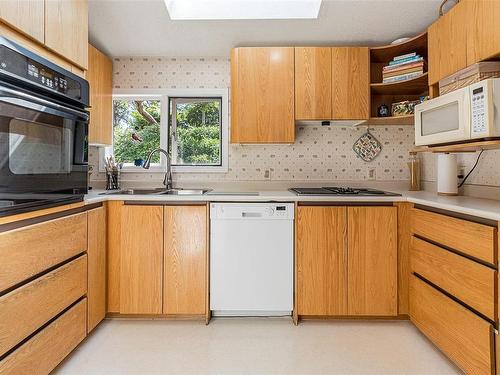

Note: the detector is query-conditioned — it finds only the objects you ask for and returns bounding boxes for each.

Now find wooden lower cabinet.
[0,298,87,375]
[163,205,207,315]
[410,275,494,375]
[347,206,397,316]
[87,206,107,332]
[120,205,163,314]
[296,206,348,316]
[296,205,397,318]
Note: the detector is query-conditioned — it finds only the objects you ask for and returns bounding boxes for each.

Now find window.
[106,89,228,172]
[169,97,222,166]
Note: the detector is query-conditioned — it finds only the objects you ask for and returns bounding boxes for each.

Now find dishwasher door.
[210,203,294,316]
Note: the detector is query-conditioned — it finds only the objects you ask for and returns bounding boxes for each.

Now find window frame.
[100,88,229,173]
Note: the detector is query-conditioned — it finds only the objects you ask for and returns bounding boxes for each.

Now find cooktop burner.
[289,187,401,196]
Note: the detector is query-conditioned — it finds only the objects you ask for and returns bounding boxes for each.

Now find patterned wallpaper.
[90,56,500,186]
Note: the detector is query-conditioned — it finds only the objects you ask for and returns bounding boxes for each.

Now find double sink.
[103,188,211,196]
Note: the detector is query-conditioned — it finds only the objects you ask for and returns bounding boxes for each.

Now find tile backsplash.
[89,55,498,187]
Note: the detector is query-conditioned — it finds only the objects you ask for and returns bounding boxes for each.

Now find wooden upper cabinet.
[294,47,332,120]
[88,44,113,146]
[0,0,44,43]
[163,205,207,315]
[347,206,397,316]
[296,206,348,316]
[331,47,370,120]
[45,0,88,69]
[231,47,295,143]
[427,1,467,85]
[87,206,107,332]
[466,0,500,64]
[120,205,163,314]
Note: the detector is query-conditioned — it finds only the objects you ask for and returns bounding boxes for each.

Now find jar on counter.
[407,153,421,191]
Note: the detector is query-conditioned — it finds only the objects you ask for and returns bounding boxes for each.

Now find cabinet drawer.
[411,236,496,320]
[411,208,496,265]
[0,212,87,293]
[0,298,87,375]
[410,275,494,375]
[0,255,87,357]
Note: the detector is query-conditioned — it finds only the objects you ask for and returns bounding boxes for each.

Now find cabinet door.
[0,0,44,43]
[87,206,107,332]
[348,206,397,316]
[163,205,207,315]
[88,44,113,146]
[45,0,88,69]
[296,206,347,316]
[331,47,369,120]
[231,47,295,143]
[428,2,467,85]
[120,205,163,314]
[294,47,332,120]
[466,0,500,64]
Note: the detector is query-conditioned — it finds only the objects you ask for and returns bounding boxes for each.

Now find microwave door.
[415,89,471,146]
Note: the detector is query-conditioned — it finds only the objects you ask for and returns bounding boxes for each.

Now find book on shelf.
[382,71,423,83]
[383,60,425,72]
[388,55,423,66]
[383,67,424,79]
[393,52,417,61]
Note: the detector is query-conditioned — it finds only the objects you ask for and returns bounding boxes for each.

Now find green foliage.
[113,100,161,164]
[112,98,221,166]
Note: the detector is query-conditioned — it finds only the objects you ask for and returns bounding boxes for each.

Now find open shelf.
[368,31,429,126]
[413,140,500,153]
[370,73,429,95]
[363,115,414,126]
[370,32,428,63]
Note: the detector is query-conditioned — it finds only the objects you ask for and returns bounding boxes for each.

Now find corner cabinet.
[108,202,209,318]
[296,205,398,319]
[231,47,295,144]
[88,44,113,146]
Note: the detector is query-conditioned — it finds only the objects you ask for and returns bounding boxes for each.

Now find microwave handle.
[0,86,89,121]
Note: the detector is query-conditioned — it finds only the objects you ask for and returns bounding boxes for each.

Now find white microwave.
[415,78,500,146]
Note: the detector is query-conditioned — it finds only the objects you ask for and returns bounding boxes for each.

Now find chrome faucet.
[143,148,173,190]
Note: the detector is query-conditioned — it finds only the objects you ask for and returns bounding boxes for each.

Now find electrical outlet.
[264,169,271,179]
[368,168,376,180]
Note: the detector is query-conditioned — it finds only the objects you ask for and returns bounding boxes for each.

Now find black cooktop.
[289,187,401,196]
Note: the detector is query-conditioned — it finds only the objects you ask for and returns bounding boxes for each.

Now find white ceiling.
[89,0,443,57]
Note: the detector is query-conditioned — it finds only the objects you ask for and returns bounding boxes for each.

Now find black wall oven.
[0,37,90,216]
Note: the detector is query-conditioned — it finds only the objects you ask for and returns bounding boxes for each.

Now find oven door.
[0,85,89,194]
[414,87,471,146]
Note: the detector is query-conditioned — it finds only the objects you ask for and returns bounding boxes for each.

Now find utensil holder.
[106,169,120,190]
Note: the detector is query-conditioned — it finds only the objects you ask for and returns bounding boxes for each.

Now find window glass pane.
[170,98,221,166]
[113,99,161,164]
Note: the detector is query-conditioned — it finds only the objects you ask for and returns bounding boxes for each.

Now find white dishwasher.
[210,203,294,316]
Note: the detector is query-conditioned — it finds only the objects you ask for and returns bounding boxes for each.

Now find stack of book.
[382,52,425,83]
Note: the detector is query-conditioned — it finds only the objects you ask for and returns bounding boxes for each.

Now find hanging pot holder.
[352,129,382,162]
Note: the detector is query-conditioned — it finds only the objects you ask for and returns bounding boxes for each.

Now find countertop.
[85,187,500,222]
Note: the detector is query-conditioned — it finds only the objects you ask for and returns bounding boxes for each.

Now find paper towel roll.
[437,153,458,196]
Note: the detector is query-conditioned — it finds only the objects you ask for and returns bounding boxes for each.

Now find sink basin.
[101,188,211,196]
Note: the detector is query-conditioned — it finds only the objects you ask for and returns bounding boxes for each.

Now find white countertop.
[85,187,500,222]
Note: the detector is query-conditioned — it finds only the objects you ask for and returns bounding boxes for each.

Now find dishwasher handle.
[241,211,263,218]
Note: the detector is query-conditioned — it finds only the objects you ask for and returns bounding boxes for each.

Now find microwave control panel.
[471,86,486,134]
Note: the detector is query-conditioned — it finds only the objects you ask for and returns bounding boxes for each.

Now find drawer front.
[411,208,496,265]
[0,212,87,293]
[410,275,494,375]
[411,236,496,320]
[0,298,87,375]
[0,255,87,357]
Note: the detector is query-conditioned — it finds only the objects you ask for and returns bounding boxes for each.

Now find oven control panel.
[471,86,486,134]
[0,43,84,103]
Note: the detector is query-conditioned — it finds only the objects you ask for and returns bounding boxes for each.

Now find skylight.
[164,0,323,20]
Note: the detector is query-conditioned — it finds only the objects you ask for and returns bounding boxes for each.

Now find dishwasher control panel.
[210,203,294,220]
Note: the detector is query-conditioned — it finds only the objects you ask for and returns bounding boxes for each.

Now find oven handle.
[0,86,89,121]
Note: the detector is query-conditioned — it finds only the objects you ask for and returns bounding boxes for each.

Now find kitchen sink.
[101,188,211,196]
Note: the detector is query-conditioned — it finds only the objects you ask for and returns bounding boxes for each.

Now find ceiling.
[89,0,443,57]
